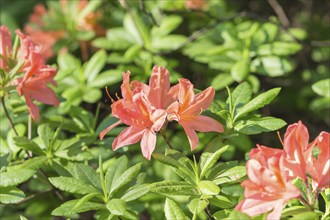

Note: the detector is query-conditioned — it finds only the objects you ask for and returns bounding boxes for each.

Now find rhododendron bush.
[0,0,329,219]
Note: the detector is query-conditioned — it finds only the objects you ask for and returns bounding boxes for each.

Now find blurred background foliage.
[0,0,329,219]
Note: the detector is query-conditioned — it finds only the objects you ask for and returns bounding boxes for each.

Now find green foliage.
[0,0,329,219]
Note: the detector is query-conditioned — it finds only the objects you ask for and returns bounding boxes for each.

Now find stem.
[28,115,32,140]
[204,205,214,220]
[13,190,52,205]
[160,129,174,149]
[1,96,18,136]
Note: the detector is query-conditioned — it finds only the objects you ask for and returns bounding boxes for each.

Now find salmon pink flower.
[0,25,12,70]
[282,121,314,181]
[236,145,300,220]
[307,132,330,191]
[100,72,167,160]
[167,78,224,150]
[15,67,59,121]
[0,26,59,121]
[146,66,179,109]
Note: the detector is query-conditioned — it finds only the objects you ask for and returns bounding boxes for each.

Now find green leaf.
[107,199,126,216]
[209,195,234,208]
[213,166,246,185]
[0,169,35,187]
[13,137,44,155]
[289,211,321,220]
[211,73,235,91]
[0,186,25,204]
[105,156,128,194]
[188,198,209,215]
[152,153,181,169]
[198,180,220,195]
[312,79,330,97]
[164,198,187,220]
[234,88,281,120]
[229,82,252,114]
[231,58,250,82]
[200,145,229,179]
[74,163,102,190]
[49,177,99,194]
[84,50,107,82]
[151,35,186,51]
[234,116,287,135]
[8,156,48,171]
[292,177,309,203]
[121,184,149,202]
[37,124,54,149]
[123,13,143,45]
[57,52,80,71]
[281,206,310,217]
[110,163,142,195]
[251,56,293,77]
[227,210,251,220]
[151,15,183,37]
[74,192,103,209]
[89,70,122,88]
[213,210,231,219]
[20,215,28,220]
[149,181,196,196]
[52,199,104,216]
[82,88,102,103]
[257,42,302,56]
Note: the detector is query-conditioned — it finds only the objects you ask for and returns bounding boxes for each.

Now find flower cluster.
[24,0,104,60]
[236,121,329,220]
[0,25,59,121]
[100,66,224,160]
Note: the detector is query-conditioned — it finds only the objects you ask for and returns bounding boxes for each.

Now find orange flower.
[185,0,207,10]
[0,25,12,71]
[167,78,224,150]
[307,131,330,191]
[282,121,314,181]
[236,145,300,220]
[0,26,59,121]
[100,72,167,160]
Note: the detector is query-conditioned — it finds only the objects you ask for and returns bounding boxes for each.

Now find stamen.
[115,92,120,100]
[277,131,285,147]
[105,86,115,103]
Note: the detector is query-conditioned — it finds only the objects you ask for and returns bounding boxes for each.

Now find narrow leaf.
[149,181,196,196]
[74,163,102,190]
[106,156,128,194]
[84,50,107,82]
[107,199,126,216]
[0,169,35,187]
[200,145,229,179]
[234,88,281,120]
[121,184,149,202]
[110,163,142,195]
[198,181,220,195]
[152,153,181,169]
[0,186,25,204]
[213,166,246,185]
[188,198,209,215]
[165,198,187,220]
[13,137,44,155]
[49,177,98,194]
[52,199,104,216]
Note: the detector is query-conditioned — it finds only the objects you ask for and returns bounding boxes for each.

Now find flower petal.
[112,126,145,151]
[148,66,171,109]
[24,94,39,121]
[180,123,199,150]
[99,120,122,140]
[180,115,223,133]
[182,86,215,116]
[140,130,157,160]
